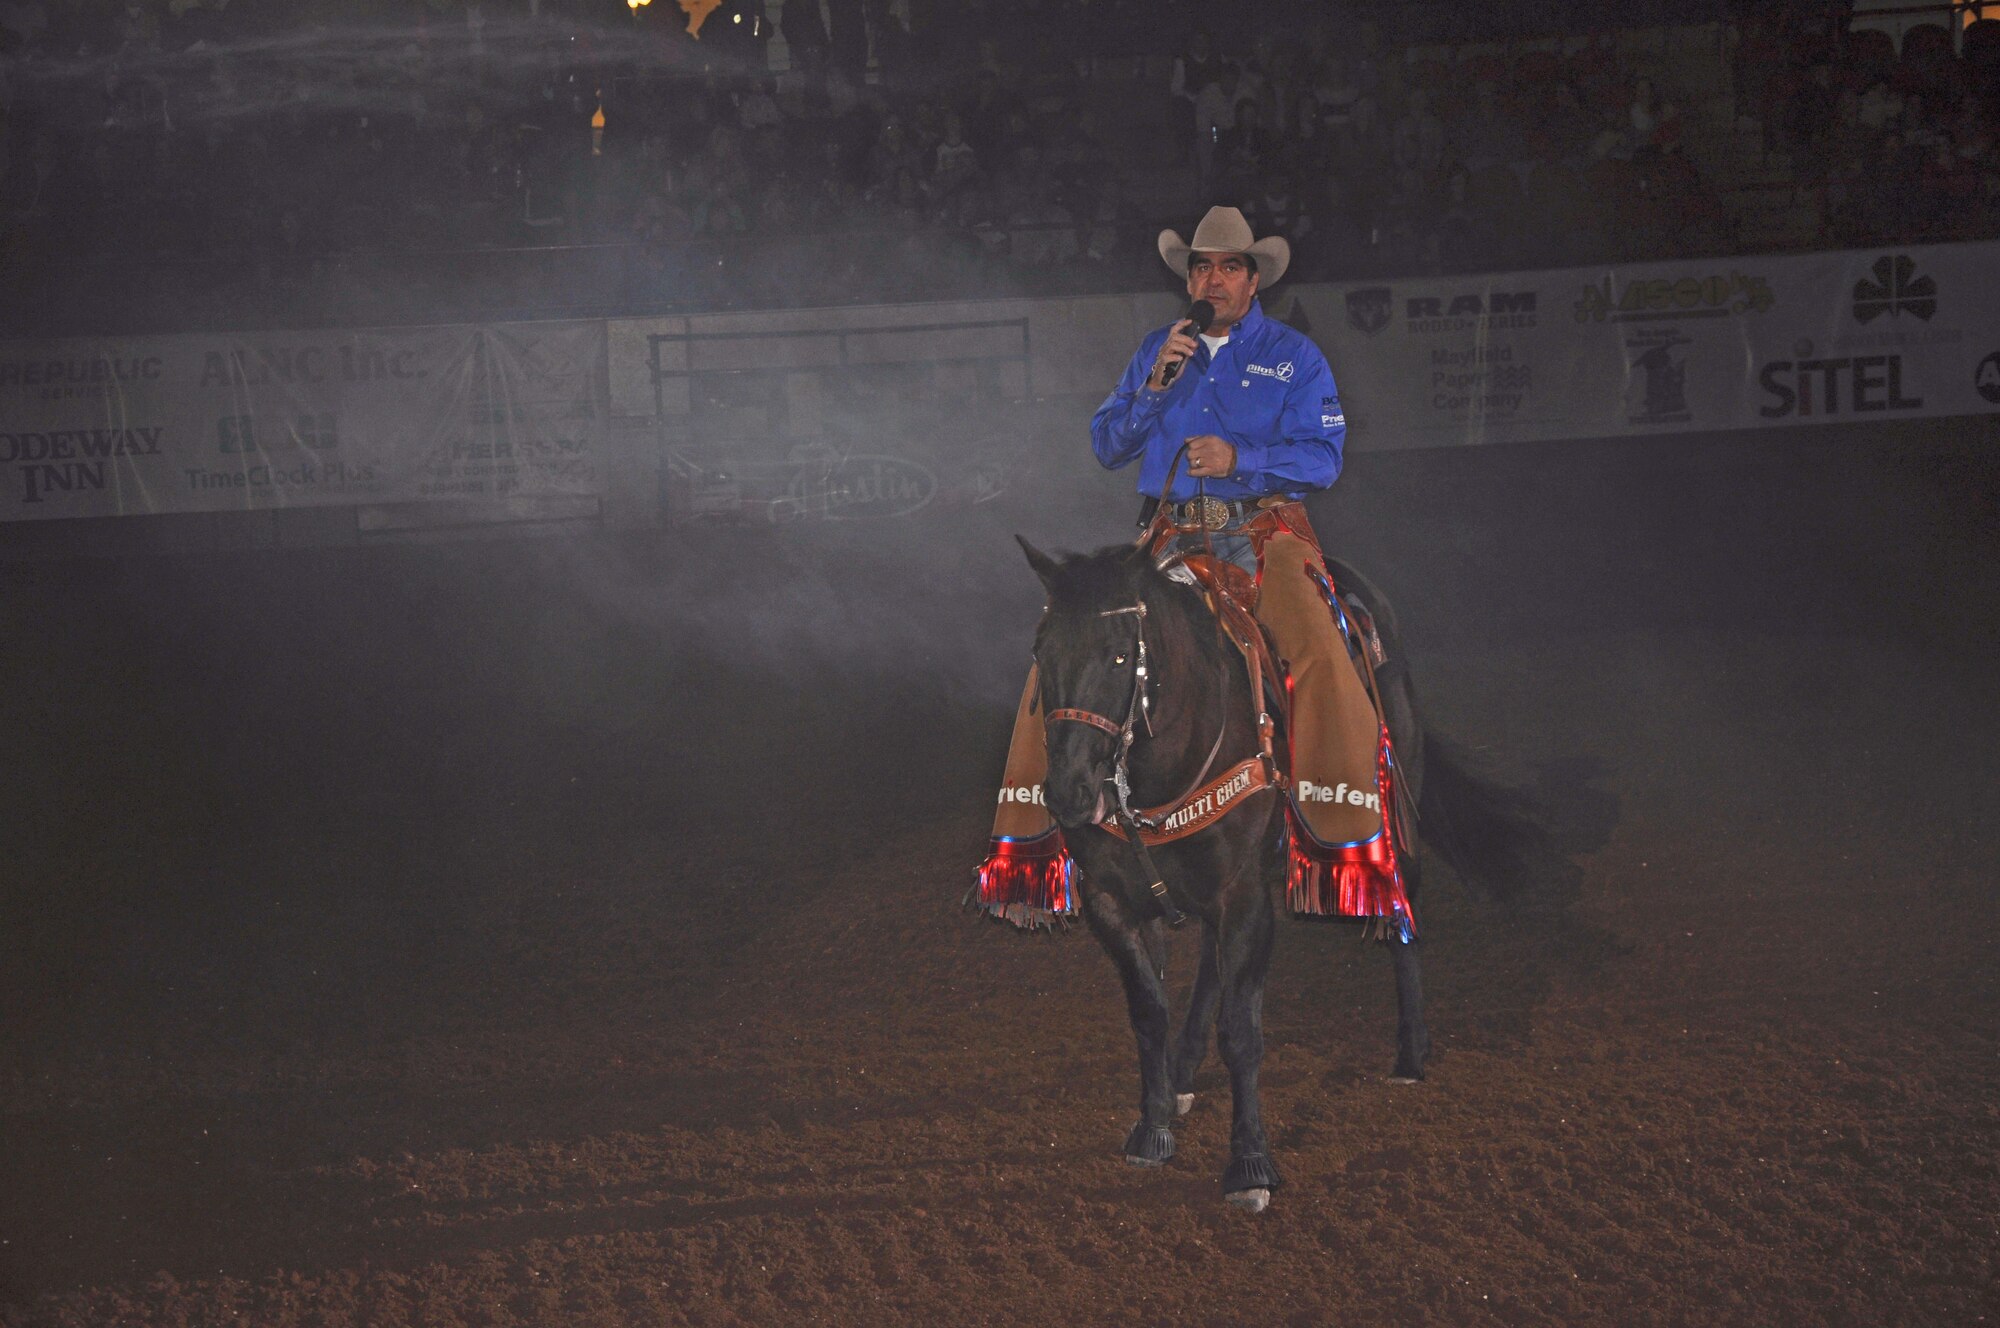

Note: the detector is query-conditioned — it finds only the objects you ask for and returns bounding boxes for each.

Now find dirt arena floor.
[3,420,1996,1326]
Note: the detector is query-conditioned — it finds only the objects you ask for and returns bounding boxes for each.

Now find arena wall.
[0,240,1992,555]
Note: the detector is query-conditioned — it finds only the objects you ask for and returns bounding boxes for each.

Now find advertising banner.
[1295,240,2000,451]
[643,315,1034,523]
[7,241,1992,528]
[0,322,606,523]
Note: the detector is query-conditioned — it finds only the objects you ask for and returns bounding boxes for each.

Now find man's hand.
[1184,434,1236,479]
[1145,319,1201,392]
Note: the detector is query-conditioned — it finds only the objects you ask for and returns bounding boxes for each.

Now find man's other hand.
[1184,434,1236,478]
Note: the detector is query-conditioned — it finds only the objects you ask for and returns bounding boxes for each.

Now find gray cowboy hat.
[1157,206,1290,286]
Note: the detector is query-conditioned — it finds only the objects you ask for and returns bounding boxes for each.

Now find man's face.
[1185,251,1260,332]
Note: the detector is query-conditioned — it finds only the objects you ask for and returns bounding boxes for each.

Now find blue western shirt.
[1089,300,1346,501]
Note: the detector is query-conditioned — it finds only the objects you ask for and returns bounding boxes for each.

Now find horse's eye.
[1114,653,1128,666]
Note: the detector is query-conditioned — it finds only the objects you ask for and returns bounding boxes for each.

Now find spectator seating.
[1844,27,1898,92]
[1897,22,1958,97]
[0,2,1992,338]
[1967,18,2000,73]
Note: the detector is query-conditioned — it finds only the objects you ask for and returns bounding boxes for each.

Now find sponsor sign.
[783,454,937,521]
[0,323,606,522]
[1976,352,2000,405]
[1314,241,2000,449]
[1851,254,1935,323]
[1296,779,1382,812]
[1757,352,1923,418]
[1625,329,1693,426]
[1574,271,1775,322]
[1833,252,1963,354]
[1429,344,1530,417]
[1345,288,1393,336]
[1160,763,1259,835]
[1404,290,1538,335]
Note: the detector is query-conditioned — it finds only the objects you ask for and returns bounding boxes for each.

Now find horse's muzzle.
[1044,760,1112,829]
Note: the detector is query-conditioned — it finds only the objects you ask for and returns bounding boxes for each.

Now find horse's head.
[1018,537,1172,830]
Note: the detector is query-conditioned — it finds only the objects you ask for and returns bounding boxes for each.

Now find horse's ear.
[1016,535,1060,589]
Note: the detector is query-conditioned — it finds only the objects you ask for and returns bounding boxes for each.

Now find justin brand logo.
[788,454,935,521]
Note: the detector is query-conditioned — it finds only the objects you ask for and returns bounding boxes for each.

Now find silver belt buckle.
[1187,496,1232,531]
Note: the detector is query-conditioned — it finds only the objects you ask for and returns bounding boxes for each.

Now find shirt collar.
[1212,299,1267,346]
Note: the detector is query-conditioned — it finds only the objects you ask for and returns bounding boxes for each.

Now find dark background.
[3,413,1995,1324]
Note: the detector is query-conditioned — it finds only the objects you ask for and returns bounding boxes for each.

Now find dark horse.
[1020,538,1457,1214]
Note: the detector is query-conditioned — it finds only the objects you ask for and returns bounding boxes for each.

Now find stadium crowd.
[1736,5,2000,248]
[0,0,1996,332]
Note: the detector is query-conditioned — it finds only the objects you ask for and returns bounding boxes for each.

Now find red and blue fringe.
[1284,726,1417,941]
[972,830,1076,930]
[975,733,1414,940]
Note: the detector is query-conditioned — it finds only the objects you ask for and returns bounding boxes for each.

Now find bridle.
[1043,602,1155,746]
[1040,593,1233,926]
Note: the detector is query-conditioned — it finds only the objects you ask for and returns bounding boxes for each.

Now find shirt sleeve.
[1089,331,1171,471]
[1230,345,1345,493]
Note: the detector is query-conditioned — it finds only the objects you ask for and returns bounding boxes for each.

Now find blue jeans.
[1171,528,1258,575]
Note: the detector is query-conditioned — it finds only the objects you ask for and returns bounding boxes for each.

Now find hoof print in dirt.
[1224,1186,1271,1214]
[1123,1121,1175,1167]
[1175,1092,1195,1116]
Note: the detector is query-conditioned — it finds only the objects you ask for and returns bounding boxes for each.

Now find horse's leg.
[1389,933,1430,1082]
[1140,916,1169,985]
[1170,927,1221,1116]
[1214,892,1281,1210]
[1083,887,1178,1166]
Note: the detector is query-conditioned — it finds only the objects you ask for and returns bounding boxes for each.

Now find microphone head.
[1186,299,1216,334]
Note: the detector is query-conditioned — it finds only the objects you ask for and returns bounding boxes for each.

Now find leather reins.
[1037,443,1283,928]
[1043,598,1217,927]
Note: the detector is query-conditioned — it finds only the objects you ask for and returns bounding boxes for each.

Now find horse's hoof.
[1387,1073,1424,1085]
[1225,1187,1271,1214]
[1221,1152,1281,1196]
[1123,1121,1175,1167]
[1175,1093,1195,1117]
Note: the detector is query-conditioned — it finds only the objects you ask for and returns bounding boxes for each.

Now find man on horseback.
[975,208,1433,1207]
[1095,204,1402,919]
[980,205,1412,935]
[1091,205,1339,580]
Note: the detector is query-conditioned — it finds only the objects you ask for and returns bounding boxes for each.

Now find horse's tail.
[1413,733,1561,903]
[1319,555,1569,904]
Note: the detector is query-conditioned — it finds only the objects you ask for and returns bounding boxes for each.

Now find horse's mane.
[1038,544,1235,673]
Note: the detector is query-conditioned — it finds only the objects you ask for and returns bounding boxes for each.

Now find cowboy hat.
[1157,206,1290,285]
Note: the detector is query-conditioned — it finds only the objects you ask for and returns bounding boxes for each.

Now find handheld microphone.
[1157,299,1215,389]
